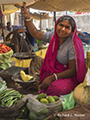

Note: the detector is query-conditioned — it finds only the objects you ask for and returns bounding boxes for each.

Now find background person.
[77,30,85,36]
[6,22,13,32]
[6,26,36,53]
[21,5,86,97]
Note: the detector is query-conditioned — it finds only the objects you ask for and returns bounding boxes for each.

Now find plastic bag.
[0,49,13,69]
[26,94,63,120]
[36,39,43,44]
[0,77,7,91]
[61,91,75,111]
[0,94,29,119]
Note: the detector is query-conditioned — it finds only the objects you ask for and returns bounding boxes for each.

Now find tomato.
[0,43,11,53]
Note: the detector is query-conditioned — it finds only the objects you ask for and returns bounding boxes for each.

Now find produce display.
[0,78,29,119]
[0,88,24,106]
[0,44,13,69]
[20,70,33,82]
[36,93,59,103]
[73,68,90,106]
[0,43,11,53]
[27,93,62,120]
[16,104,29,119]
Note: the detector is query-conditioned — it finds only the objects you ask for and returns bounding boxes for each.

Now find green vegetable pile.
[16,104,29,119]
[36,93,60,104]
[0,78,29,119]
[0,88,24,106]
[27,93,62,120]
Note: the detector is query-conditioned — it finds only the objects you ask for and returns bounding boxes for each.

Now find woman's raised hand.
[21,4,30,19]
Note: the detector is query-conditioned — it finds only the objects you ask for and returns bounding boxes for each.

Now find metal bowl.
[12,74,37,84]
[13,52,36,59]
[11,70,40,89]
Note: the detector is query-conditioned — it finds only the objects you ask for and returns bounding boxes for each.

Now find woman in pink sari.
[21,6,86,97]
[38,16,87,96]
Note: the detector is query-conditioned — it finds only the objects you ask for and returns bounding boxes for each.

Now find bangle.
[53,73,58,80]
[25,18,32,21]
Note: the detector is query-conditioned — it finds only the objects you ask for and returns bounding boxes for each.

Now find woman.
[21,5,86,96]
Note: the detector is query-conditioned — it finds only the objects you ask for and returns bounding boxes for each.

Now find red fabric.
[40,15,86,97]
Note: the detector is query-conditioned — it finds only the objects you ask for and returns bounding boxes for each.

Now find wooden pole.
[0,5,5,41]
[40,13,41,31]
[66,11,67,15]
[54,12,56,23]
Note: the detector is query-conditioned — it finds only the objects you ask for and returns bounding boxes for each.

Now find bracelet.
[25,18,32,21]
[53,73,58,80]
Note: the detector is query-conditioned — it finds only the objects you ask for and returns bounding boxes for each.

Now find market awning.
[0,0,37,5]
[0,0,38,15]
[27,0,90,12]
[30,12,53,20]
[1,0,90,15]
[1,5,20,15]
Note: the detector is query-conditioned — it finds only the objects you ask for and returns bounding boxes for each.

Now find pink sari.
[40,15,86,97]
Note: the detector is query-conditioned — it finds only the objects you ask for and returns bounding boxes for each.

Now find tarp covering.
[0,0,38,15]
[0,0,37,5]
[1,0,90,15]
[1,5,20,15]
[30,12,53,20]
[11,48,47,67]
[27,0,90,12]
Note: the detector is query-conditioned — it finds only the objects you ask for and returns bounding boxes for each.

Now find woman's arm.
[21,4,44,40]
[5,29,26,40]
[39,59,76,90]
[55,59,76,80]
[77,31,85,36]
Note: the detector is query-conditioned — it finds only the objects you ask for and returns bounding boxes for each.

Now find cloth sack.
[0,49,13,69]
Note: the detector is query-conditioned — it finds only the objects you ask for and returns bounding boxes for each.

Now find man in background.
[6,22,13,32]
[6,26,36,53]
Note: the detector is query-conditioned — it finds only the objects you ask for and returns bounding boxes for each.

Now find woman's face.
[56,20,72,39]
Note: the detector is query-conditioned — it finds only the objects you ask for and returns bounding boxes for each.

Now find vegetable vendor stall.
[1,0,90,120]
